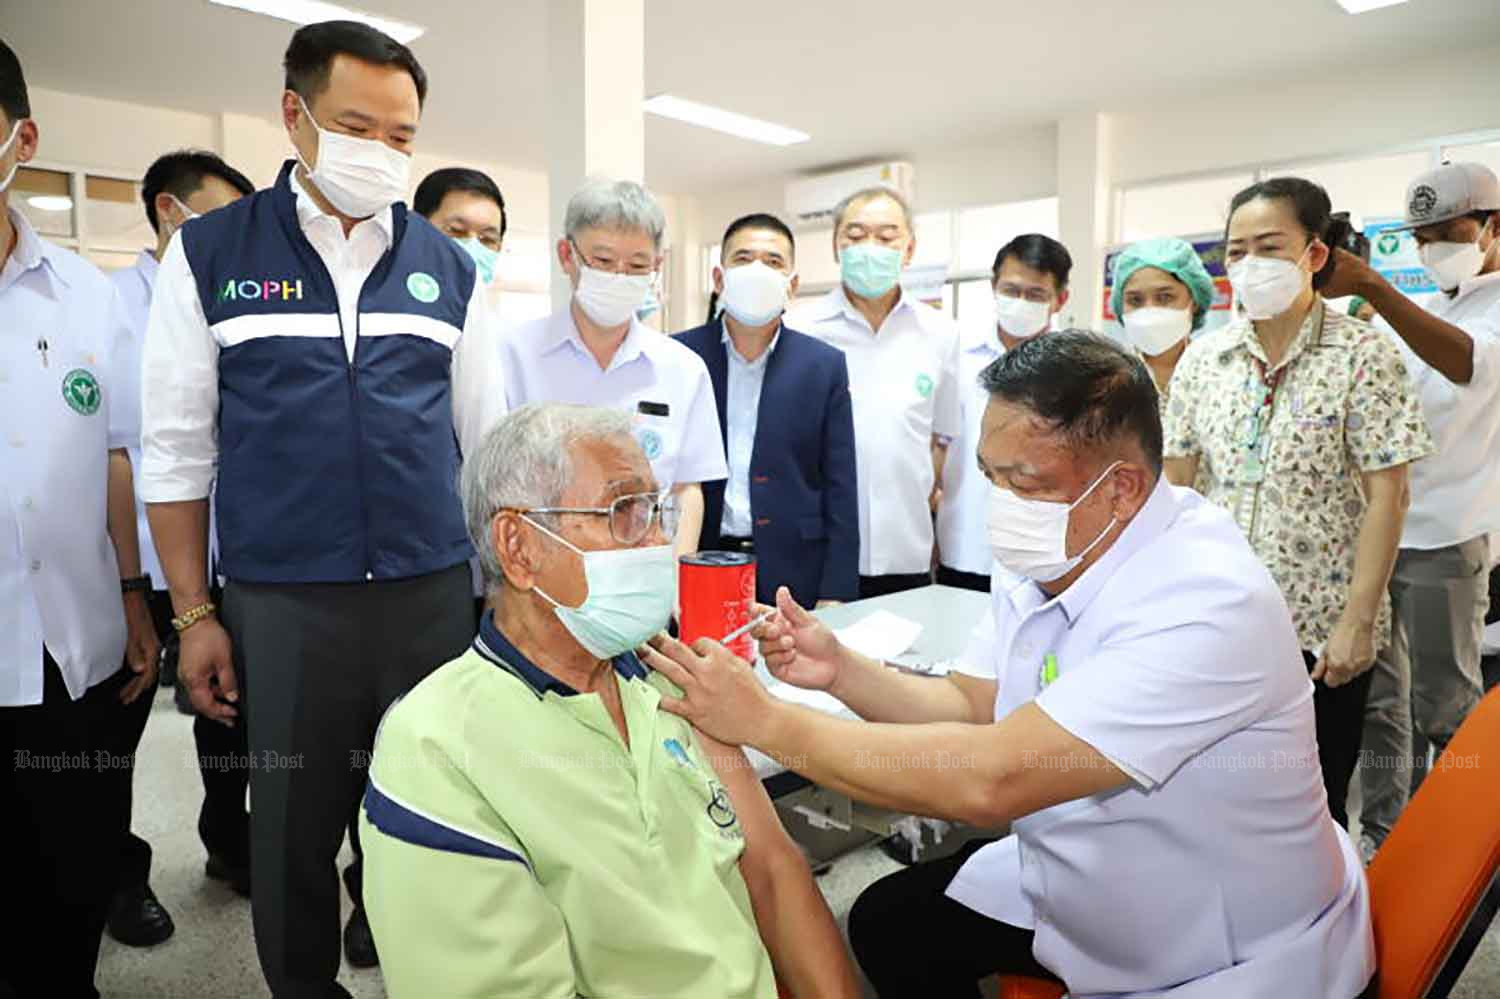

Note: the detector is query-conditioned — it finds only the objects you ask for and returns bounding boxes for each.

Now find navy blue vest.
[180,160,476,583]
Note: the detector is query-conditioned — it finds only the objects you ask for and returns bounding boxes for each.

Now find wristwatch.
[121,574,153,594]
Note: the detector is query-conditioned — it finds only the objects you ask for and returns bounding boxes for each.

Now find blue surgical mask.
[840,242,903,299]
[523,516,677,659]
[454,237,499,285]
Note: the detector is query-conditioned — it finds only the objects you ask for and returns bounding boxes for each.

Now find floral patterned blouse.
[1163,298,1434,651]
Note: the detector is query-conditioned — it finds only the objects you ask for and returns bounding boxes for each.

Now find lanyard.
[1243,358,1289,451]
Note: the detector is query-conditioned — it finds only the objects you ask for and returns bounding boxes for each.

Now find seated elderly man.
[358,403,856,999]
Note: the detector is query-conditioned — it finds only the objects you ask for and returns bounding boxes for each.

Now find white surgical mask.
[986,460,1122,583]
[1122,306,1193,356]
[573,253,654,328]
[0,118,25,194]
[523,515,677,660]
[719,261,791,326]
[294,95,411,219]
[1227,250,1310,321]
[994,293,1051,339]
[1419,240,1485,292]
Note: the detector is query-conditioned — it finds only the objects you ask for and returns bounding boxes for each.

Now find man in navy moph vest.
[676,213,859,607]
[140,21,506,999]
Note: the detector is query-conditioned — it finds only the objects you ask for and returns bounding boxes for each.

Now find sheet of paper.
[833,609,923,662]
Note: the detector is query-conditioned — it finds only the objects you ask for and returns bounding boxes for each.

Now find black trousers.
[1305,650,1375,829]
[936,565,991,594]
[849,839,1062,997]
[225,564,472,999]
[0,656,128,999]
[103,648,156,899]
[858,572,932,600]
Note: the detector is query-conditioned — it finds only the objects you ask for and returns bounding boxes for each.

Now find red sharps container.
[679,552,758,660]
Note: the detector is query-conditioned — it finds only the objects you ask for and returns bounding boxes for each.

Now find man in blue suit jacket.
[676,213,858,607]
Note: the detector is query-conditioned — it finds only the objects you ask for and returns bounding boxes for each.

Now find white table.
[749,583,991,782]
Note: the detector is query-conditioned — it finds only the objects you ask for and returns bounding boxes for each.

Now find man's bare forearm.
[1361,276,1474,384]
[673,482,703,560]
[146,499,212,613]
[107,450,143,579]
[829,647,989,724]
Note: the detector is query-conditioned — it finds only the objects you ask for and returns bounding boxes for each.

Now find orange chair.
[996,975,1065,999]
[1364,685,1500,999]
[991,687,1500,999]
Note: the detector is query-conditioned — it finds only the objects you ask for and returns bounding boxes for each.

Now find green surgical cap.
[1110,237,1216,331]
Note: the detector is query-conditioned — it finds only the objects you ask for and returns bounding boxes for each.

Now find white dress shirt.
[1381,270,1500,550]
[500,310,728,489]
[1,208,131,705]
[108,250,164,588]
[946,479,1374,997]
[786,287,961,576]
[937,327,1003,575]
[720,320,780,537]
[140,172,507,505]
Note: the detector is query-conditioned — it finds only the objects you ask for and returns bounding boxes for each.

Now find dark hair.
[992,233,1072,290]
[413,167,507,237]
[1226,176,1334,289]
[0,37,30,125]
[141,150,254,233]
[979,330,1162,474]
[283,20,427,108]
[721,212,796,259]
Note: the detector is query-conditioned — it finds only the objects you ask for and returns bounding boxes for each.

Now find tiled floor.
[95,688,1500,998]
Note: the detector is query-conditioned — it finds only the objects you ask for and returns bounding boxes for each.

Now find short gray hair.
[832,184,914,234]
[462,403,635,590]
[563,178,667,250]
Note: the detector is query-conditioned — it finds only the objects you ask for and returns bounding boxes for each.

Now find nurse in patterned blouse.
[1162,177,1434,830]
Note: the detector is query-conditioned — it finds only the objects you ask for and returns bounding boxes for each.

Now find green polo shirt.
[359,613,776,999]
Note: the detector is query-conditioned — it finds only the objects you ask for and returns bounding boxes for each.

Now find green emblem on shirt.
[407,271,440,303]
[914,373,934,399]
[61,368,101,416]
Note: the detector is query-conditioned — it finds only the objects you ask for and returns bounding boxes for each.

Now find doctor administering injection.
[642,330,1377,998]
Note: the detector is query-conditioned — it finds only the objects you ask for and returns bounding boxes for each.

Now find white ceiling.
[6,0,1499,194]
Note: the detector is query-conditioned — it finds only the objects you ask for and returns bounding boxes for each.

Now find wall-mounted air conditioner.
[784,161,914,225]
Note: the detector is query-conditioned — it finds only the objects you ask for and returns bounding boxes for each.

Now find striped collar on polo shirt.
[472,610,648,699]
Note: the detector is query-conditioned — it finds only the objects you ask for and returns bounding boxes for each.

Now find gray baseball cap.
[1394,162,1500,232]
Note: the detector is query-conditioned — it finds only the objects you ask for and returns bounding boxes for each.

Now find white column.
[546,0,646,311]
[1056,112,1116,331]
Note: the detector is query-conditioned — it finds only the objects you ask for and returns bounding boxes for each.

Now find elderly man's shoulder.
[779,324,851,366]
[905,295,960,343]
[374,649,538,758]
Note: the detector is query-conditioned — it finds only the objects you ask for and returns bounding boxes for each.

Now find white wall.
[1109,41,1500,187]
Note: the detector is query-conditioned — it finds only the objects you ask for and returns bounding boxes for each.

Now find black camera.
[1315,211,1369,289]
[1324,212,1370,261]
